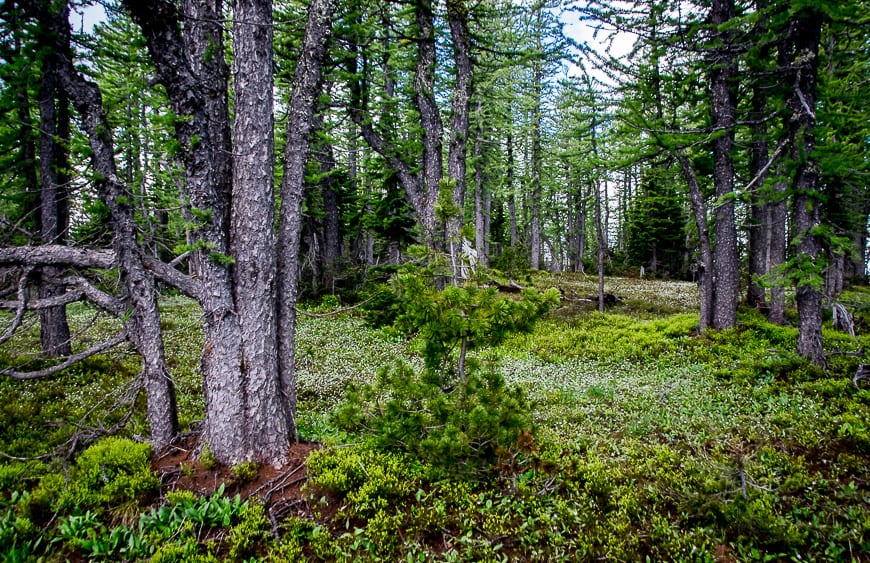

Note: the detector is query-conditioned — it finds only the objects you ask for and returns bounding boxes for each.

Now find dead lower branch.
[0,268,32,347]
[0,330,129,380]
[0,245,115,269]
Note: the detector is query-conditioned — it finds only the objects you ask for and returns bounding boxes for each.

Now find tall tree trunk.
[767,174,788,325]
[677,153,714,331]
[446,0,473,251]
[507,131,517,250]
[276,0,338,442]
[786,11,824,366]
[128,0,282,463]
[746,0,771,308]
[529,67,543,270]
[310,109,341,292]
[710,0,739,330]
[414,0,443,245]
[44,1,179,450]
[473,101,487,267]
[595,180,605,313]
[230,0,290,460]
[576,184,586,274]
[38,48,71,356]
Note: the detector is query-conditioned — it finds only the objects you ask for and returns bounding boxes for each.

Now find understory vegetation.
[0,273,868,561]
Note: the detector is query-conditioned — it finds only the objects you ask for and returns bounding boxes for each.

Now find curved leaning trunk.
[42,2,179,450]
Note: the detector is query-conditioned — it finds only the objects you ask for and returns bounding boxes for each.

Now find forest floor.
[0,272,868,561]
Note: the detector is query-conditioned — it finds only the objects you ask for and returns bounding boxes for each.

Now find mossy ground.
[0,274,868,561]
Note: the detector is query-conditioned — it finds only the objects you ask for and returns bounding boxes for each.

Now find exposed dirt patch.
[152,434,321,521]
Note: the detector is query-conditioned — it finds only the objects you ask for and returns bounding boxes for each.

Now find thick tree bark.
[34,1,179,450]
[129,0,247,462]
[414,0,443,244]
[276,0,338,441]
[37,26,72,357]
[231,0,291,460]
[127,0,296,463]
[709,0,739,330]
[786,11,824,366]
[446,0,473,248]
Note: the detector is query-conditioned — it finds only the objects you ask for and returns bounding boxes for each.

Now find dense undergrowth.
[0,273,868,561]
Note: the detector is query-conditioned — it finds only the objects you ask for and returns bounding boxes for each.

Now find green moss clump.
[39,437,158,515]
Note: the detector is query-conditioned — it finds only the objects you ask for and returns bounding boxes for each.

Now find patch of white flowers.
[294,314,423,410]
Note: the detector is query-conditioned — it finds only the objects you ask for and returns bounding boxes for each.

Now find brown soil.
[152,434,322,522]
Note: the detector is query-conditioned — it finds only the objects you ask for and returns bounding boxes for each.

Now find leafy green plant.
[199,442,217,470]
[230,461,259,483]
[390,271,559,380]
[44,437,159,515]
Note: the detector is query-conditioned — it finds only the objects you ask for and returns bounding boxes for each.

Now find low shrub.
[333,362,535,477]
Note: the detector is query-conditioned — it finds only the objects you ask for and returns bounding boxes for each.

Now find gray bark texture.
[277,0,339,441]
[231,0,291,459]
[30,0,180,450]
[446,0,473,246]
[127,0,298,464]
[709,0,739,330]
[414,0,443,244]
[128,0,248,463]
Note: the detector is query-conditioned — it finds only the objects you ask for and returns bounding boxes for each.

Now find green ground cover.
[0,273,867,561]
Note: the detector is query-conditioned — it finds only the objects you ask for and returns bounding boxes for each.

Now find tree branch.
[60,275,127,315]
[1,330,129,380]
[0,245,115,269]
[143,256,202,300]
[0,268,32,347]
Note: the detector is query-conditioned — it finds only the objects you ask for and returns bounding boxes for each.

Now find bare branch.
[1,330,129,380]
[0,289,83,311]
[0,245,115,269]
[61,275,127,315]
[143,256,202,300]
[0,269,32,347]
[744,137,789,193]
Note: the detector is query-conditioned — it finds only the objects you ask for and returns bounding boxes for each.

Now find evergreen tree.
[624,166,686,277]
